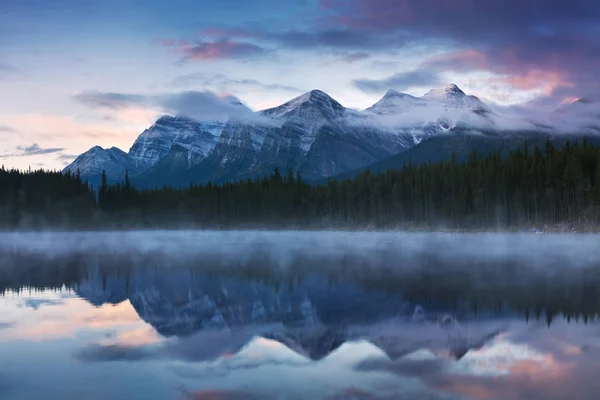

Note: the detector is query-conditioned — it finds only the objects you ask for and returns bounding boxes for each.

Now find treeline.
[0,167,96,229]
[2,138,600,230]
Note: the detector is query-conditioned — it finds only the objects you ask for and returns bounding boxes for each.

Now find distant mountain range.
[64,84,599,188]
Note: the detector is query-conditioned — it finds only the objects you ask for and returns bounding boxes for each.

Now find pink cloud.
[491,70,570,95]
[157,37,267,61]
[419,49,572,97]
[319,0,600,102]
[185,40,265,60]
[422,50,491,72]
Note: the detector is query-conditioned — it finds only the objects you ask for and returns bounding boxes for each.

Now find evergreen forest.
[2,138,600,231]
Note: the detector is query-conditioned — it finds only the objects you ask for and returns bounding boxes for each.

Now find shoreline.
[0,224,599,234]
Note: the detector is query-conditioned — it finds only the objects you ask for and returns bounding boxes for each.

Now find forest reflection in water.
[1,231,600,399]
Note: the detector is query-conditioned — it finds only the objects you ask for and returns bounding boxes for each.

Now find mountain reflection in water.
[1,231,600,399]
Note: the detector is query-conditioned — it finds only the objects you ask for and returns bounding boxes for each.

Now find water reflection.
[1,232,600,399]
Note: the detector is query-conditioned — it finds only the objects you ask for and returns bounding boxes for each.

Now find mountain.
[62,146,145,187]
[65,96,250,186]
[128,115,226,169]
[332,128,600,182]
[365,89,428,115]
[366,84,489,116]
[422,83,490,113]
[65,84,567,188]
[135,89,424,187]
[365,84,494,133]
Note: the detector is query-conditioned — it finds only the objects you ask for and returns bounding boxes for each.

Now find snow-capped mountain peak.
[384,89,402,97]
[366,90,425,115]
[262,89,345,120]
[445,83,465,96]
[423,83,466,99]
[367,84,490,117]
[421,83,489,113]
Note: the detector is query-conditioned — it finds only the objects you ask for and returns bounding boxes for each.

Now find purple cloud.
[319,0,600,102]
[158,37,269,61]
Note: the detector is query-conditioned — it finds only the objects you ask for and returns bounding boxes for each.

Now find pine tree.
[124,170,131,192]
[99,170,109,208]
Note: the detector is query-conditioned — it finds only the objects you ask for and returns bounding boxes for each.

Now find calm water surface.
[1,231,600,400]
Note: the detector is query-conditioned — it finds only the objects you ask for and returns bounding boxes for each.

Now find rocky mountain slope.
[64,84,550,187]
[63,146,145,187]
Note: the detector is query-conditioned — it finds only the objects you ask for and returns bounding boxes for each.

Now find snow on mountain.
[65,83,530,187]
[65,95,250,184]
[173,89,425,184]
[261,89,347,152]
[365,89,428,115]
[128,115,226,169]
[359,83,501,143]
[422,83,489,112]
[62,146,144,184]
[367,84,491,120]
[263,90,345,120]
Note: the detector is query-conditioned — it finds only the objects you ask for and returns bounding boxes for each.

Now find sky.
[1,0,600,170]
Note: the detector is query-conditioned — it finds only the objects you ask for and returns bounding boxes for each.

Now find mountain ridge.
[64,84,588,187]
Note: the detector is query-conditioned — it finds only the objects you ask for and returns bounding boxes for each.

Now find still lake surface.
[1,231,600,399]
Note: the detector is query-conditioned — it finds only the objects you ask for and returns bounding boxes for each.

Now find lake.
[1,231,600,399]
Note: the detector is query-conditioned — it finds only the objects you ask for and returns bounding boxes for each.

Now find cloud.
[0,125,17,133]
[16,144,65,155]
[57,154,79,160]
[73,92,145,110]
[319,0,600,37]
[73,90,269,123]
[323,50,371,64]
[187,25,409,54]
[318,0,600,103]
[158,90,249,120]
[420,50,491,73]
[169,5,600,104]
[158,38,269,62]
[169,73,303,93]
[0,144,66,158]
[160,28,396,63]
[336,51,370,63]
[75,344,155,362]
[0,322,14,330]
[354,70,442,93]
[222,79,302,93]
[268,29,386,49]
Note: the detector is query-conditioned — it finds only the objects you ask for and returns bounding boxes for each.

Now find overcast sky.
[1,0,599,170]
